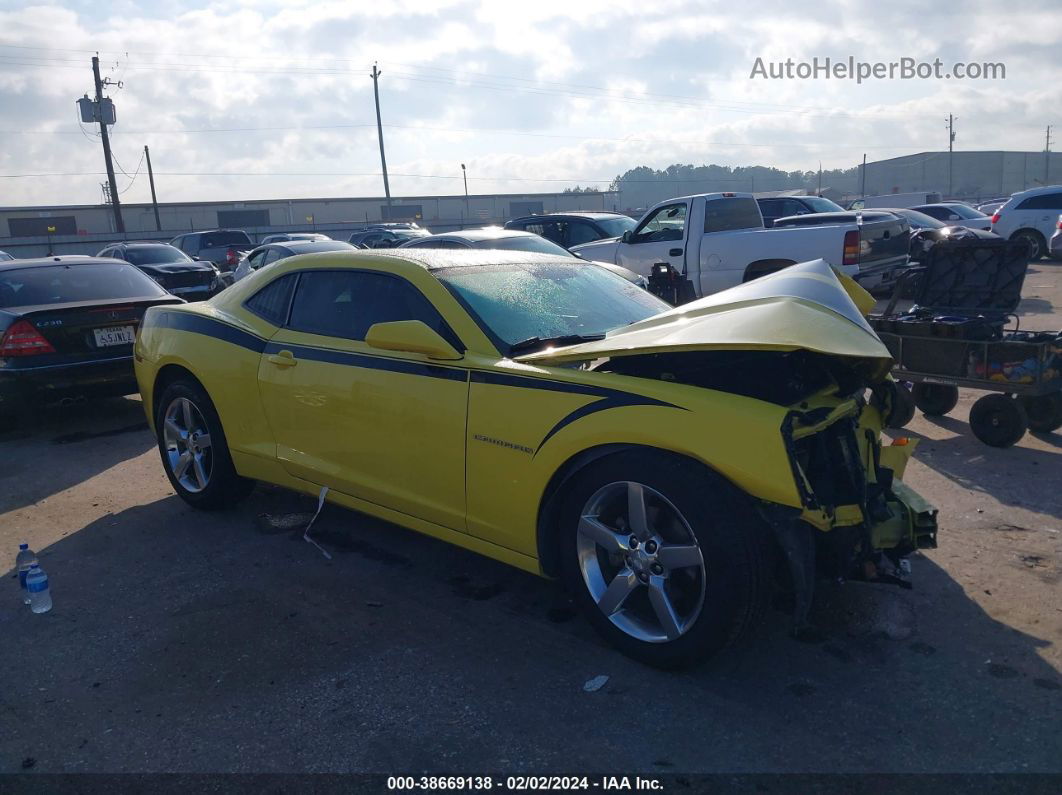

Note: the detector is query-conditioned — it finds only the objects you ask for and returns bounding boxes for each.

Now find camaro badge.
[473,434,535,456]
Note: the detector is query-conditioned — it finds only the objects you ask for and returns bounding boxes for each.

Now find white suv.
[990,185,1062,259]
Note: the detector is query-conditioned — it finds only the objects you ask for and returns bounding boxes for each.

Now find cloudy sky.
[0,0,1059,207]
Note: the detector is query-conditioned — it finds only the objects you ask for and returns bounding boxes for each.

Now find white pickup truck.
[572,192,909,299]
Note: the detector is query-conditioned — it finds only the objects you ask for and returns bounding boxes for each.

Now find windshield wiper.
[509,333,606,356]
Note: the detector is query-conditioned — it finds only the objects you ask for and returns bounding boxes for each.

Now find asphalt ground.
[0,261,1059,775]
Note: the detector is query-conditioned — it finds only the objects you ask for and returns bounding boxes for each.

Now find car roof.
[511,211,627,221]
[110,241,176,247]
[423,227,536,243]
[350,248,582,272]
[0,255,128,273]
[281,240,355,252]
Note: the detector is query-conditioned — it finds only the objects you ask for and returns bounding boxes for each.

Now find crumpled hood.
[137,262,216,275]
[515,258,893,379]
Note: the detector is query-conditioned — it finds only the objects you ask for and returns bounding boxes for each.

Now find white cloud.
[0,0,1059,206]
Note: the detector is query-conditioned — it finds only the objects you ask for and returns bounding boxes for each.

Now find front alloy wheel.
[163,396,213,493]
[559,450,769,668]
[577,481,706,643]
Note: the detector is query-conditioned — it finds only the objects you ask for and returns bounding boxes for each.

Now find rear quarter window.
[244,273,297,325]
[704,199,763,233]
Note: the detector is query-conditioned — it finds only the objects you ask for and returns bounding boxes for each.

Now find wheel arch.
[743,259,796,282]
[535,443,731,577]
[152,363,206,425]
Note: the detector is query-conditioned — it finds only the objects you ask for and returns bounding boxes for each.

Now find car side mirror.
[365,320,462,361]
[621,230,632,243]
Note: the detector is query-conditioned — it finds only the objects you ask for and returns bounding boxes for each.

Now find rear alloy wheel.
[1019,392,1062,433]
[1012,230,1046,261]
[969,394,1028,448]
[559,451,769,668]
[912,383,960,417]
[156,379,254,509]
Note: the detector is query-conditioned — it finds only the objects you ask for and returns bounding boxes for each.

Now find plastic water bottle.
[16,544,37,606]
[25,564,52,614]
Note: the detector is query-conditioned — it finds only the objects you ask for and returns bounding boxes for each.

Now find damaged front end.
[773,386,938,633]
[516,259,940,632]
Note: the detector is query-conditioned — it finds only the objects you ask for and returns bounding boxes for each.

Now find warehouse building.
[859,150,1062,201]
[0,190,619,258]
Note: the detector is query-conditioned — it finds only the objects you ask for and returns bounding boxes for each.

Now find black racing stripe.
[468,368,683,453]
[155,311,267,353]
[470,369,622,398]
[263,341,467,382]
[156,311,466,382]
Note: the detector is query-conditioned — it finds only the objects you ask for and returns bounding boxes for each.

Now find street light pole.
[461,163,469,220]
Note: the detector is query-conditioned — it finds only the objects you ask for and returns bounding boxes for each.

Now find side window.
[245,273,297,326]
[758,200,780,218]
[261,249,283,266]
[170,236,183,251]
[780,199,808,216]
[1017,192,1062,211]
[245,250,267,270]
[630,203,687,243]
[537,222,567,247]
[919,207,946,220]
[288,270,461,348]
[567,222,598,246]
[704,198,763,233]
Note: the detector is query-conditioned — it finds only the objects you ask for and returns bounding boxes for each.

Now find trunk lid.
[8,297,181,359]
[515,258,893,379]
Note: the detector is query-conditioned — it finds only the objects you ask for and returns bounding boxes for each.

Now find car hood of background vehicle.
[515,258,893,377]
[137,262,215,275]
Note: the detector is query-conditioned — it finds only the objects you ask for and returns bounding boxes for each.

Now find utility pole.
[860,153,867,197]
[144,145,161,232]
[1046,125,1053,184]
[461,163,469,218]
[93,56,124,233]
[947,114,955,198]
[370,63,392,218]
[817,160,822,195]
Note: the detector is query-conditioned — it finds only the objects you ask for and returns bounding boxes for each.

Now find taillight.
[842,230,860,266]
[991,213,1000,225]
[0,320,56,357]
[226,248,238,265]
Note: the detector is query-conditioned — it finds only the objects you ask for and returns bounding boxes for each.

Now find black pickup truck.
[772,210,911,292]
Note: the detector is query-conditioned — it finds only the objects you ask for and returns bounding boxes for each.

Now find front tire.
[1012,229,1046,261]
[155,379,254,509]
[558,450,769,669]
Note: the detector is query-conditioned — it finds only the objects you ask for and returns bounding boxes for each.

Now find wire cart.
[870,238,1062,447]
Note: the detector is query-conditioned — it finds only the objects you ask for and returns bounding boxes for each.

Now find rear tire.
[1020,392,1062,433]
[912,383,960,416]
[969,394,1028,448]
[155,379,254,509]
[1011,230,1046,261]
[558,450,770,669]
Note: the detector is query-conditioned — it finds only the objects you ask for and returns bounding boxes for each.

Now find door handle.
[669,248,684,257]
[267,350,298,368]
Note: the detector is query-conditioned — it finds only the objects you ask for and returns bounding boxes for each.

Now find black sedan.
[0,256,181,419]
[96,242,222,300]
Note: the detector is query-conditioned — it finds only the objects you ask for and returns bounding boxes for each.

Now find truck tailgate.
[858,215,909,267]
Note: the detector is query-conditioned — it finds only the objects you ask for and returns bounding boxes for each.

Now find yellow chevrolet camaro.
[134,250,937,667]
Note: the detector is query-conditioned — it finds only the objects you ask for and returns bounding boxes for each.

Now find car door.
[1030,192,1062,240]
[255,268,469,531]
[615,202,688,276]
[566,221,600,247]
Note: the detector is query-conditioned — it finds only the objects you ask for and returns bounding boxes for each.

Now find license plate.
[93,325,136,347]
